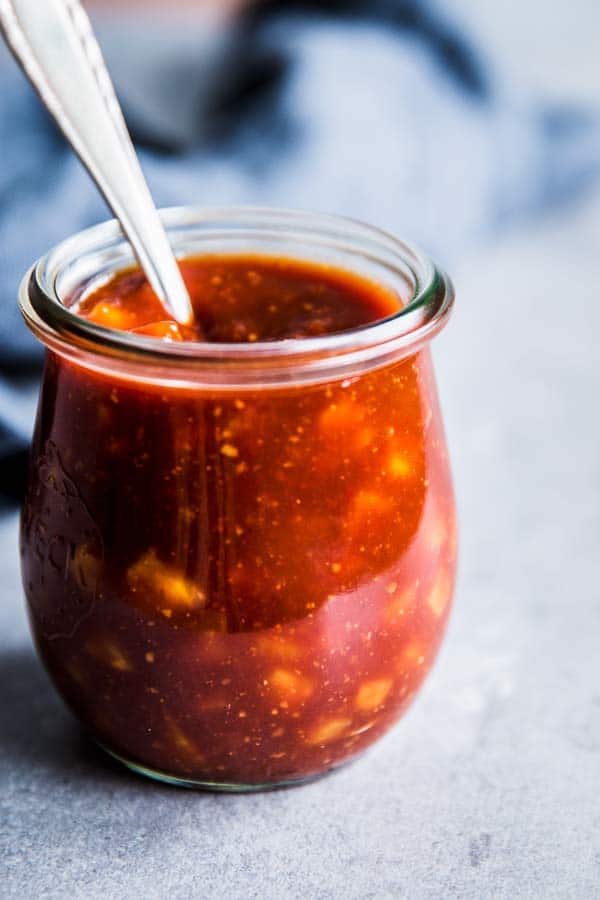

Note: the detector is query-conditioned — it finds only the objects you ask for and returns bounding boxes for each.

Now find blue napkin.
[0,0,598,500]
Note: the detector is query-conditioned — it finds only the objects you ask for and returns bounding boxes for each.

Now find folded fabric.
[0,0,598,501]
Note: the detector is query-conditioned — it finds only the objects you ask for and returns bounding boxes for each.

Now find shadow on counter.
[0,647,150,788]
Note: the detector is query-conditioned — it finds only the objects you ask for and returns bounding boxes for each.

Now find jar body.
[21,345,456,788]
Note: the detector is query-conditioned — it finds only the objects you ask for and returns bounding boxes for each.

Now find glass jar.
[19,207,456,790]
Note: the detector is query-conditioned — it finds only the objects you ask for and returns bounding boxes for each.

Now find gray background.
[2,2,600,897]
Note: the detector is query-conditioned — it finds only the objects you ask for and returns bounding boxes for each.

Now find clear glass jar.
[19,207,456,790]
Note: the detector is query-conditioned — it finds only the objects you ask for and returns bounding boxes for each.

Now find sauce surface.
[22,253,456,787]
[77,254,402,342]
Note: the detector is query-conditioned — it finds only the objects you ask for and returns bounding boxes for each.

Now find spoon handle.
[0,0,194,325]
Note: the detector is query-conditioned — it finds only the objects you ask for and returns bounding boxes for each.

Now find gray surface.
[2,186,600,898]
[4,2,600,895]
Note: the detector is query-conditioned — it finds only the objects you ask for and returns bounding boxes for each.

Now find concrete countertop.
[2,190,599,898]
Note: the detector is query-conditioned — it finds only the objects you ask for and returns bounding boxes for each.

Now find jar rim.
[20,206,454,388]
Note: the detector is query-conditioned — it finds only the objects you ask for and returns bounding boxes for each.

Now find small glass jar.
[19,207,456,790]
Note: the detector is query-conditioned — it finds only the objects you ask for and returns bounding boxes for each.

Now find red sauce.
[79,254,401,341]
[21,254,456,787]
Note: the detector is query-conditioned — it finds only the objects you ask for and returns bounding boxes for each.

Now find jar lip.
[20,206,454,387]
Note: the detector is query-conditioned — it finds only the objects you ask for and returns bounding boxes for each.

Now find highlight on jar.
[19,206,456,790]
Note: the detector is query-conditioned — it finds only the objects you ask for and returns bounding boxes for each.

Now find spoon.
[0,0,194,326]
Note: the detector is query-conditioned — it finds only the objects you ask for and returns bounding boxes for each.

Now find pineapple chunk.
[398,642,427,673]
[256,634,301,661]
[385,582,418,622]
[127,549,206,611]
[355,678,393,711]
[387,451,414,479]
[86,301,137,331]
[427,509,450,554]
[269,668,314,704]
[220,443,239,459]
[427,569,452,618]
[163,712,204,762]
[319,401,359,435]
[350,490,392,523]
[86,637,132,672]
[307,717,352,745]
[319,401,378,452]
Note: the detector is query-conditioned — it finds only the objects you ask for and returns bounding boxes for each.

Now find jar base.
[98,742,339,792]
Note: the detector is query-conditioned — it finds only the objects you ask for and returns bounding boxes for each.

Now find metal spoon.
[0,0,194,325]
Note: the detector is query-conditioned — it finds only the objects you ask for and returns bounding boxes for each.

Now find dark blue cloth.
[0,0,599,500]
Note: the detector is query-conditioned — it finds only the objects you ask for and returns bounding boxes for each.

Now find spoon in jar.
[0,0,195,326]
